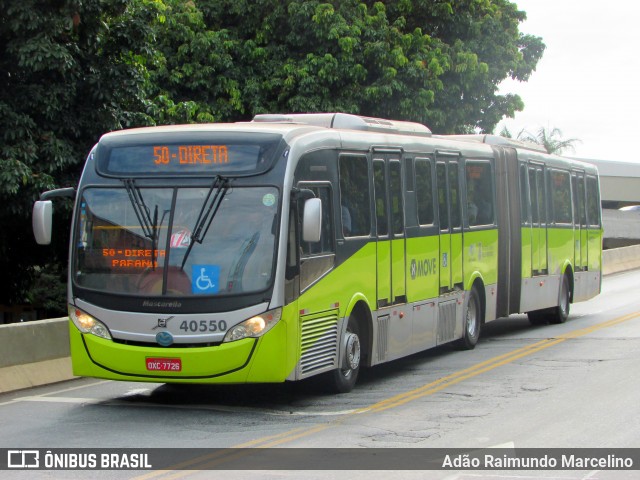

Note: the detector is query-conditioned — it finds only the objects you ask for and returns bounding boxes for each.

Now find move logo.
[410,258,437,280]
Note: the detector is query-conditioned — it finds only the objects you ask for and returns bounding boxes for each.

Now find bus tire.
[325,316,361,393]
[549,274,571,324]
[456,287,482,350]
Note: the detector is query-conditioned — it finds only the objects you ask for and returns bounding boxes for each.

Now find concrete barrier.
[602,244,640,275]
[1,245,640,394]
[0,317,72,393]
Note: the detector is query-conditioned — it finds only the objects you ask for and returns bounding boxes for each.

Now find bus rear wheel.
[527,274,572,325]
[456,287,482,350]
[325,316,361,393]
[548,274,571,324]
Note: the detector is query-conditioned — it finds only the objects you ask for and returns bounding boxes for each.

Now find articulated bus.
[33,113,602,392]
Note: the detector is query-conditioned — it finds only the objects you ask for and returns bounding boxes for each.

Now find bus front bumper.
[69,320,291,384]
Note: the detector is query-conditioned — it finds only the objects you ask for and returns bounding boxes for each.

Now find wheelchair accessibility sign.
[192,265,220,294]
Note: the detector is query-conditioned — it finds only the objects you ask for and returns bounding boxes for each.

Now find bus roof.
[435,133,548,153]
[252,113,432,137]
[95,116,598,174]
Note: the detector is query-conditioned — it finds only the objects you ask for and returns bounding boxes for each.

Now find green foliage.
[0,0,160,305]
[0,0,544,311]
[147,0,543,132]
[518,127,581,155]
[500,126,581,154]
[26,264,69,317]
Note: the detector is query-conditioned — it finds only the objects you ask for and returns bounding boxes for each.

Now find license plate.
[146,357,182,372]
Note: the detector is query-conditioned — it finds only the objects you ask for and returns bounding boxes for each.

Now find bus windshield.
[74,185,279,297]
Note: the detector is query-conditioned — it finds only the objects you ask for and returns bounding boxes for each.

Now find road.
[1,270,640,479]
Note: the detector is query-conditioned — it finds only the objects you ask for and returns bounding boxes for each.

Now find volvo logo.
[155,331,174,347]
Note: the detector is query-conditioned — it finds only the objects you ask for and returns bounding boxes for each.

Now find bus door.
[389,159,407,303]
[373,159,391,308]
[528,164,548,275]
[572,171,588,271]
[373,156,406,307]
[436,155,463,293]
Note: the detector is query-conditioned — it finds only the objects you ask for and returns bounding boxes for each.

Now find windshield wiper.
[180,176,229,269]
[123,178,159,267]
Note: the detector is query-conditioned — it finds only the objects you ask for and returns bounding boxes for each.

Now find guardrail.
[2,245,640,394]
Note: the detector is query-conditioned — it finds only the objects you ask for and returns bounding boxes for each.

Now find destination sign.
[102,248,166,269]
[96,132,284,176]
[152,145,228,166]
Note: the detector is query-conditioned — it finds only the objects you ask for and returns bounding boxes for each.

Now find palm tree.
[499,126,581,154]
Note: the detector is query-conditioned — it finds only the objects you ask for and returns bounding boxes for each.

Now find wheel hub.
[344,332,361,371]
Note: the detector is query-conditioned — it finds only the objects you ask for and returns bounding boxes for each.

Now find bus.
[32,113,602,393]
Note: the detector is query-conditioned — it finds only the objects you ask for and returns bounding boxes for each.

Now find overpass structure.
[579,158,640,248]
[584,158,640,206]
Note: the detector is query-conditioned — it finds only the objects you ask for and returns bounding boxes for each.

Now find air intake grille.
[437,300,457,344]
[377,315,389,362]
[300,310,339,376]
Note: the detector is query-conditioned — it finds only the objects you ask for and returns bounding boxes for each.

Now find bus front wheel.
[325,316,361,393]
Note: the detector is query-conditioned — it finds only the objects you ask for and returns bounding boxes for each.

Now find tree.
[147,0,544,132]
[500,126,581,154]
[519,127,581,155]
[0,0,161,310]
[143,0,243,124]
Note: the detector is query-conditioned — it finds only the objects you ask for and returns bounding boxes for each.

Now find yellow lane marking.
[135,310,640,477]
[360,311,639,415]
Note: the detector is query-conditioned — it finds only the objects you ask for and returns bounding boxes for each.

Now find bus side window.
[519,164,530,225]
[466,161,493,226]
[586,176,601,227]
[551,169,572,224]
[437,162,449,231]
[415,158,434,226]
[339,155,371,237]
[572,173,587,227]
[390,160,404,234]
[449,161,461,229]
[529,167,540,225]
[373,160,389,235]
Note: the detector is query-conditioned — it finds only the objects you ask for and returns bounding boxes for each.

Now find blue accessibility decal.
[192,265,220,294]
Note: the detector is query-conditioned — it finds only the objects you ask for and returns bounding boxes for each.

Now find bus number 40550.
[179,320,227,333]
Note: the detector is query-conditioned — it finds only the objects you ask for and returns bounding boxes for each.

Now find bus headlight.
[68,305,112,340]
[223,308,282,343]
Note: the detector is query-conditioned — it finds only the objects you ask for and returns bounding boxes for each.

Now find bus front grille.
[299,310,339,376]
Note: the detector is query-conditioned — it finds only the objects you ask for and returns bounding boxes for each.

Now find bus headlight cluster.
[223,308,282,343]
[68,305,112,340]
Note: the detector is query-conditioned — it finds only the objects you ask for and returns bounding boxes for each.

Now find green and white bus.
[33,113,602,392]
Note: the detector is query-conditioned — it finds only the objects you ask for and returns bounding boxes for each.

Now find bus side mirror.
[33,200,53,245]
[302,198,322,243]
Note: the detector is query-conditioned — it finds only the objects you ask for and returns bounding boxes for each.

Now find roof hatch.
[252,113,432,137]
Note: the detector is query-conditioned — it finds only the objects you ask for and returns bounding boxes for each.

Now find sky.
[496,0,640,161]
